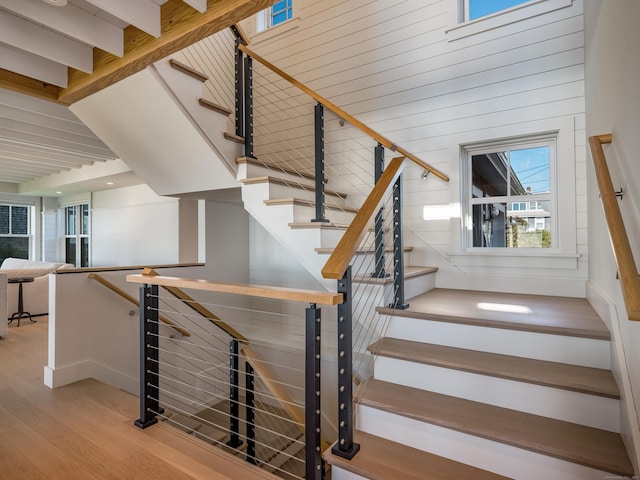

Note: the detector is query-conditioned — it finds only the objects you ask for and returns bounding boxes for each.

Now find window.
[64,204,89,267]
[464,0,531,21]
[464,136,554,249]
[257,0,292,32]
[0,204,31,264]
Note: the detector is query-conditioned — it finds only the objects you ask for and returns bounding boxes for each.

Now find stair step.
[377,288,610,340]
[323,430,511,480]
[360,379,634,477]
[237,157,316,182]
[265,197,358,213]
[199,98,232,116]
[368,338,619,398]
[242,176,347,200]
[169,58,208,82]
[315,246,413,254]
[354,266,438,285]
[225,132,245,144]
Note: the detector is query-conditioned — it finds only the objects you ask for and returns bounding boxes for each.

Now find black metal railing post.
[227,339,243,448]
[312,102,328,223]
[332,267,360,460]
[243,55,255,158]
[390,177,409,309]
[245,362,257,464]
[305,303,324,480]
[372,143,387,278]
[234,38,244,138]
[134,284,161,429]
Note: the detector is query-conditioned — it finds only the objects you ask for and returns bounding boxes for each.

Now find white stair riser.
[358,405,616,480]
[386,316,611,369]
[373,357,620,432]
[330,467,369,480]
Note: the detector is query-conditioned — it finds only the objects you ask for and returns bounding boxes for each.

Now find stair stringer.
[69,65,239,197]
[151,57,242,177]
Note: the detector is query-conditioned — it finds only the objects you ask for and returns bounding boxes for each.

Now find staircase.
[324,288,635,480]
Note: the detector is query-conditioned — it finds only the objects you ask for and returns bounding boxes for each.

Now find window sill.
[448,250,580,270]
[446,0,573,42]
[252,17,300,44]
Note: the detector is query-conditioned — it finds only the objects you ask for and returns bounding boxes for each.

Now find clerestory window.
[257,0,293,32]
[463,0,532,21]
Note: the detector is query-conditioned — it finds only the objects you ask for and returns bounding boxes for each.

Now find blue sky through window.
[510,146,550,194]
[272,0,292,26]
[468,0,530,20]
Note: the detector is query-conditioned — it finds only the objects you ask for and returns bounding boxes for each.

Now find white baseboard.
[44,359,138,396]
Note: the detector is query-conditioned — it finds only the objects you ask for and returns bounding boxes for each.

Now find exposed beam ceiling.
[0,0,273,191]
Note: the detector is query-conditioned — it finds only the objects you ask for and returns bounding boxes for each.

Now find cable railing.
[128,272,342,480]
[588,134,640,321]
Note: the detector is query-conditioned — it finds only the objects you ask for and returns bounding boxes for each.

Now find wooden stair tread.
[237,157,316,181]
[354,266,438,285]
[224,132,244,143]
[169,58,208,82]
[241,176,347,199]
[377,288,611,340]
[265,197,358,213]
[368,338,620,398]
[288,221,350,230]
[361,379,633,477]
[323,430,511,480]
[199,98,232,116]
[315,246,413,254]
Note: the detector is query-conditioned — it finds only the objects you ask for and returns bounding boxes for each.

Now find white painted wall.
[584,0,640,470]
[239,0,588,297]
[91,184,181,266]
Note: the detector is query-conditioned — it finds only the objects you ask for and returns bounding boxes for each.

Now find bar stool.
[8,277,35,327]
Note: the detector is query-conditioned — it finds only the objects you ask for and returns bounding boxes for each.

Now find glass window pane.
[11,206,28,235]
[66,238,77,266]
[82,204,89,235]
[81,237,89,267]
[0,237,29,263]
[510,146,550,194]
[472,153,508,197]
[469,0,529,20]
[66,206,76,236]
[472,203,507,247]
[0,205,9,234]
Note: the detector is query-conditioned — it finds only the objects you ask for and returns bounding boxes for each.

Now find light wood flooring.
[0,318,280,480]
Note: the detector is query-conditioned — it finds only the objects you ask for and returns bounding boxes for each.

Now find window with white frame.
[64,204,90,267]
[463,0,532,21]
[0,204,32,263]
[463,135,555,249]
[257,0,293,32]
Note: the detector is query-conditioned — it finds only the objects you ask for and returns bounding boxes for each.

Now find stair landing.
[377,288,610,339]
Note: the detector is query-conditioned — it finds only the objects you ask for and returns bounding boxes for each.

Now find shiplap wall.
[238,0,587,296]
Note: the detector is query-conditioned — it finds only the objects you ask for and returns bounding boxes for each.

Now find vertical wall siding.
[236,0,587,294]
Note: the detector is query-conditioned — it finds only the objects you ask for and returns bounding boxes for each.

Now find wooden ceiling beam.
[0,68,61,104]
[58,0,275,105]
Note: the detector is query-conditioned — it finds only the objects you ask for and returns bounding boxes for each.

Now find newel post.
[234,38,244,138]
[305,304,324,479]
[312,102,328,223]
[134,284,161,429]
[390,176,409,309]
[372,143,388,278]
[332,266,360,460]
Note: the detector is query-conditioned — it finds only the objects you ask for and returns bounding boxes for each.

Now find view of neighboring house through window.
[0,204,31,264]
[257,0,292,32]
[465,0,531,21]
[465,137,554,249]
[64,204,89,267]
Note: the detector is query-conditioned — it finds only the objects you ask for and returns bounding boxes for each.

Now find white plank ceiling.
[0,0,209,191]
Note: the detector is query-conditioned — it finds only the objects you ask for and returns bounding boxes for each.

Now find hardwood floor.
[0,318,280,480]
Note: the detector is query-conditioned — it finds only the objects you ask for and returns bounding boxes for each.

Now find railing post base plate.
[134,418,158,429]
[331,442,361,460]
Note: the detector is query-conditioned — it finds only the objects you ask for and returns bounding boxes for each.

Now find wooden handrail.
[238,44,449,183]
[88,273,191,337]
[127,271,343,306]
[322,156,407,280]
[143,268,249,343]
[55,262,203,275]
[588,134,640,321]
